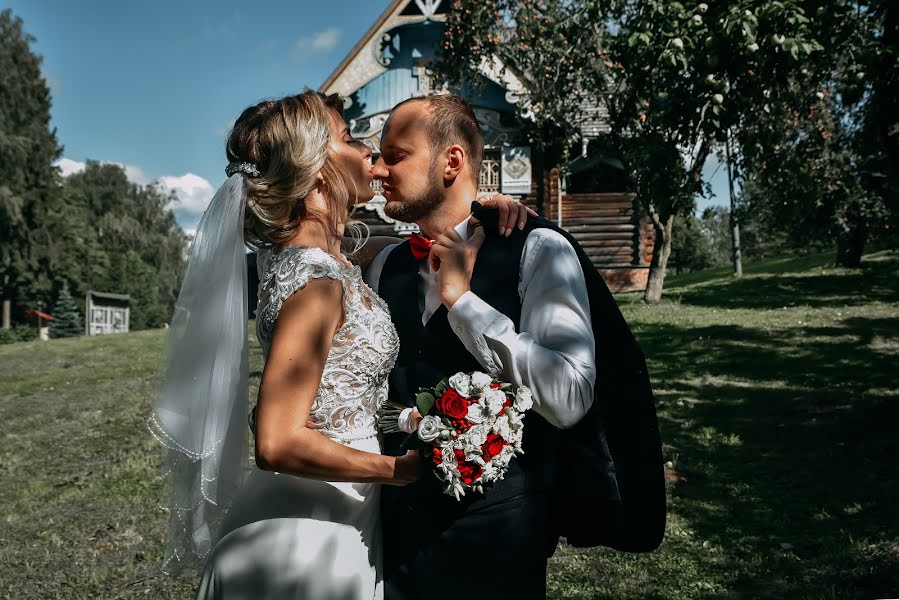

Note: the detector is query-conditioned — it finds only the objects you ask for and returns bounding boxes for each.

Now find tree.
[435,0,605,206]
[671,212,714,273]
[48,284,82,339]
[733,0,896,267]
[0,9,63,326]
[438,0,829,302]
[592,0,826,301]
[61,162,187,330]
[699,206,737,267]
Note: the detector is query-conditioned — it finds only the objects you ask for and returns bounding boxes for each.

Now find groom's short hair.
[394,94,483,185]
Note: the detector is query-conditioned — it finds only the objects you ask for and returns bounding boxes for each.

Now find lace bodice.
[255,246,399,442]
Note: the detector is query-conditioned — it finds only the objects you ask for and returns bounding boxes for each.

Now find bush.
[0,324,37,345]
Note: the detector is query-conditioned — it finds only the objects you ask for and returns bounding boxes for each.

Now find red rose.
[436,388,469,420]
[453,448,466,462]
[457,462,482,485]
[490,383,501,389]
[432,447,444,466]
[481,433,507,460]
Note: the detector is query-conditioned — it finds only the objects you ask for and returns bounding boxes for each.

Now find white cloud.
[55,157,86,177]
[54,157,151,185]
[158,173,216,226]
[54,158,212,233]
[122,164,151,185]
[293,27,341,59]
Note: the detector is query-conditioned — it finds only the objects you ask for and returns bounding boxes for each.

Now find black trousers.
[383,491,550,600]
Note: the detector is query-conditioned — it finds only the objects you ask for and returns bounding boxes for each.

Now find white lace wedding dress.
[196,246,400,600]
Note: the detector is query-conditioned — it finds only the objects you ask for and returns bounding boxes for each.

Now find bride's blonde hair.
[226,91,364,251]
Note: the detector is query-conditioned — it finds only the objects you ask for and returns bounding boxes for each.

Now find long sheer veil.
[148,174,250,574]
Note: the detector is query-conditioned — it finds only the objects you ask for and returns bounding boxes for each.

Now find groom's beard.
[384,161,444,224]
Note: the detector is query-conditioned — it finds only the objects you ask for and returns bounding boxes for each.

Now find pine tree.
[48,284,82,339]
[0,9,63,325]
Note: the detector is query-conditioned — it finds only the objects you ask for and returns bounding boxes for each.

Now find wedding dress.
[196,246,400,600]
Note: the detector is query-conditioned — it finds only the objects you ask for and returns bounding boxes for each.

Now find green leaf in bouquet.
[434,378,449,398]
[415,392,436,415]
[499,383,513,390]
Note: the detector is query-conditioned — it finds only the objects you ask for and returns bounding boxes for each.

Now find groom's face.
[373,102,444,223]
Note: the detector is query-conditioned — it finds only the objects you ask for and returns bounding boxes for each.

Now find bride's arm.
[254,277,419,485]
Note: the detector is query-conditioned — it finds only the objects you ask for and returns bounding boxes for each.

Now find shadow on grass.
[666,250,899,310]
[640,311,899,598]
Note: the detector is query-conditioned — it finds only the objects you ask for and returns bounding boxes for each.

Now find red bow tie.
[410,232,434,261]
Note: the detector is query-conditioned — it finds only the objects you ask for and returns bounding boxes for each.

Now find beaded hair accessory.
[225,161,261,178]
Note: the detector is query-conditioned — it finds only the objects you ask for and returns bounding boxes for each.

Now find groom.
[366,95,665,599]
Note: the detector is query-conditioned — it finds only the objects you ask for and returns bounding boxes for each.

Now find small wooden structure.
[85,291,130,336]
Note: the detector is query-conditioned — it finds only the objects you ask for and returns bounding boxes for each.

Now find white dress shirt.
[364,218,596,429]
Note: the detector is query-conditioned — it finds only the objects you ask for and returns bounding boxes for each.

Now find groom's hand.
[430,225,487,309]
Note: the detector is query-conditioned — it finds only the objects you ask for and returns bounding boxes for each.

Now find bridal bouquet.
[380,371,532,500]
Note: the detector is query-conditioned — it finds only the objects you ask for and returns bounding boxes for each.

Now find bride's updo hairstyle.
[226,91,357,251]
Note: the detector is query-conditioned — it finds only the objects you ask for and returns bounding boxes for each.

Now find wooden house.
[319,0,653,292]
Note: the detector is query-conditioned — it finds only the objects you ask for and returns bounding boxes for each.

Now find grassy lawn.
[1,250,897,599]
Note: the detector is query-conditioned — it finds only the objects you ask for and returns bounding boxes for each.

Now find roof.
[25,308,53,321]
[319,0,405,93]
[87,290,131,302]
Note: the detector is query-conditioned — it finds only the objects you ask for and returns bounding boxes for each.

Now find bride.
[148,90,532,599]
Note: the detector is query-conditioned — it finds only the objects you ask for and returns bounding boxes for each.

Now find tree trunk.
[644,213,674,304]
[835,223,866,268]
[2,299,9,330]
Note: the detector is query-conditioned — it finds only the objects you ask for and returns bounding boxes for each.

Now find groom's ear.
[442,144,466,183]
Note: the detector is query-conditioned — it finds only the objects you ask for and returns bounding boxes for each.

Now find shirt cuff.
[447,291,503,375]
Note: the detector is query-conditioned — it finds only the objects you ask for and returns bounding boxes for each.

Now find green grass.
[2,250,897,599]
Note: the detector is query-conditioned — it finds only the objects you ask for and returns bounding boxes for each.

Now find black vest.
[379,204,666,553]
[378,226,560,518]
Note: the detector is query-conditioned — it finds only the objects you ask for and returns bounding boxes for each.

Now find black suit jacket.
[470,203,666,552]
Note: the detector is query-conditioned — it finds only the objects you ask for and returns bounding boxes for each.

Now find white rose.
[417,415,441,442]
[470,372,493,393]
[485,389,507,416]
[448,372,472,397]
[466,401,488,424]
[514,387,533,412]
[461,434,481,456]
[466,423,488,447]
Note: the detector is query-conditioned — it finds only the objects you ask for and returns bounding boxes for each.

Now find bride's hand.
[475,193,538,236]
[429,224,487,309]
[393,450,423,486]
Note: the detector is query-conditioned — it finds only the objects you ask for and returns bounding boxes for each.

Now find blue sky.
[8,0,728,231]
